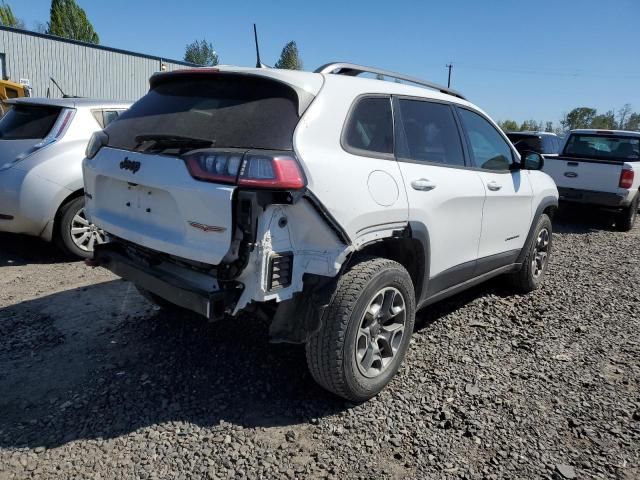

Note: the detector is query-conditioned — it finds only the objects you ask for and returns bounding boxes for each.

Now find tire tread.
[305,256,412,401]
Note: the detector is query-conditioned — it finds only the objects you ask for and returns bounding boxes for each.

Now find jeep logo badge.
[120,158,141,173]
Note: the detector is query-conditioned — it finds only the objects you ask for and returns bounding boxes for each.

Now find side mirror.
[522,151,544,170]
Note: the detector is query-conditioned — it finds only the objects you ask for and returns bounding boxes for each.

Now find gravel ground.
[0,208,639,479]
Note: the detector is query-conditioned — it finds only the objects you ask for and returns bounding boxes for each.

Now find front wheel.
[507,213,552,293]
[55,196,106,259]
[305,257,416,402]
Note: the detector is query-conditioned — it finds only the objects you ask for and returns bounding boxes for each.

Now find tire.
[55,196,106,259]
[616,196,638,232]
[305,256,416,402]
[507,213,552,293]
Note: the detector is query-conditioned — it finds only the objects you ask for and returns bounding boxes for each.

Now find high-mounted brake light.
[619,169,634,189]
[183,149,306,190]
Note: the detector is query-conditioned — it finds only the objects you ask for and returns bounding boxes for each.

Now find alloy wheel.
[70,208,105,252]
[532,227,550,278]
[355,287,407,378]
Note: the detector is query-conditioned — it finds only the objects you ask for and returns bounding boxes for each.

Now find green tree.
[498,119,519,132]
[0,1,24,28]
[519,119,542,132]
[616,104,632,129]
[47,0,99,44]
[274,41,302,70]
[564,107,597,130]
[184,39,219,66]
[545,121,554,132]
[624,113,640,131]
[591,110,616,129]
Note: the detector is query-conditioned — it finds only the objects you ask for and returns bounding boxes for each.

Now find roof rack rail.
[314,62,466,100]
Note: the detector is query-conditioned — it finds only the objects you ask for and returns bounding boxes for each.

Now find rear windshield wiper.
[133,134,214,152]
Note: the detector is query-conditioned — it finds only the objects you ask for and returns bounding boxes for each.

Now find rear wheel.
[305,257,416,402]
[55,196,105,259]
[616,196,638,232]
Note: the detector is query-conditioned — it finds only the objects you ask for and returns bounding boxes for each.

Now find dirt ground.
[0,208,638,479]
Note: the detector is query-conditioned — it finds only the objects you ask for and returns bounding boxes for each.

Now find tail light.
[619,169,634,189]
[183,149,306,190]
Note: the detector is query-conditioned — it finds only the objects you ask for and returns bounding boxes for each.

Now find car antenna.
[50,77,82,98]
[253,24,268,68]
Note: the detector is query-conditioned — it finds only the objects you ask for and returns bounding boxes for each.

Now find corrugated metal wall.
[0,27,192,102]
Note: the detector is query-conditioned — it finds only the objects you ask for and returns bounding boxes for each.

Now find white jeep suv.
[83,63,558,401]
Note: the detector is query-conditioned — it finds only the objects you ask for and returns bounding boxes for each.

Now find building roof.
[7,97,131,109]
[0,25,195,67]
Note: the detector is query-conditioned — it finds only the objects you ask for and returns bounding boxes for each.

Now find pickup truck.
[543,129,640,231]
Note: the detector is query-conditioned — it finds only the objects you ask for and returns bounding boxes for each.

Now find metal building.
[0,25,193,101]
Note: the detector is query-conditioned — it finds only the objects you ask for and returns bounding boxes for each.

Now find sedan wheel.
[56,196,103,259]
[70,207,105,252]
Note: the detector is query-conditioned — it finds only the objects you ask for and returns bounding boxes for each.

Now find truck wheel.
[507,213,552,293]
[616,196,638,232]
[55,196,105,259]
[305,256,416,402]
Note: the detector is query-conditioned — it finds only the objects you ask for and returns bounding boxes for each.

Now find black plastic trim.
[92,243,230,320]
[516,196,558,264]
[407,221,431,306]
[474,249,521,277]
[0,214,14,220]
[420,264,519,308]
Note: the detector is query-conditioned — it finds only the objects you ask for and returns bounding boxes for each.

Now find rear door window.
[396,99,465,166]
[0,104,61,140]
[458,108,514,171]
[106,74,301,153]
[343,96,394,156]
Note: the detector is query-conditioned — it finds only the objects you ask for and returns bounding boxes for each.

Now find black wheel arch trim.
[516,196,558,265]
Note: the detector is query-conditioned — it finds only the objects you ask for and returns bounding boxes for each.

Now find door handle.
[487,181,502,191]
[411,178,436,191]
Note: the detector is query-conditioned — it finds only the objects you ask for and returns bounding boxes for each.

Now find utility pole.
[446,63,453,88]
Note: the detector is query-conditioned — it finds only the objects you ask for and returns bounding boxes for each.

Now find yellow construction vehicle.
[0,79,30,116]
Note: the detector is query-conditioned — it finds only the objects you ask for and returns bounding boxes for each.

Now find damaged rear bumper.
[91,243,235,320]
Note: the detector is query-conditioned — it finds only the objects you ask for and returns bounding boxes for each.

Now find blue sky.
[11,0,640,125]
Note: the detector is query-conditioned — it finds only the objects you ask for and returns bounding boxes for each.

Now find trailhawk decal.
[188,221,227,233]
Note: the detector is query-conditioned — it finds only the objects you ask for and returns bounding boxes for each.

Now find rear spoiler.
[149,69,317,117]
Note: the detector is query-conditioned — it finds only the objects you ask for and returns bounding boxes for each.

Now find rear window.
[507,134,543,153]
[105,74,300,152]
[564,134,640,160]
[0,104,61,140]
